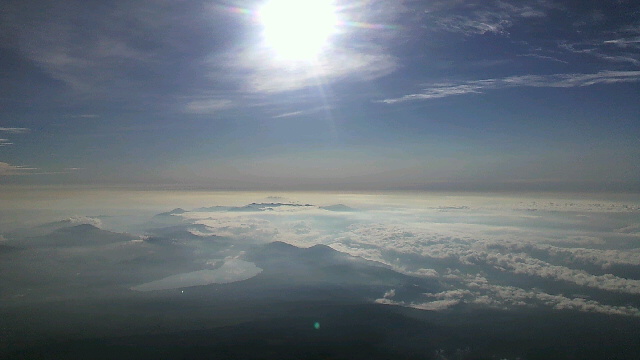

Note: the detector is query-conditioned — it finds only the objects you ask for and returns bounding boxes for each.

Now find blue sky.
[1,0,639,190]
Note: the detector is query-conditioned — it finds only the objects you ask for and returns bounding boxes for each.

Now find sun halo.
[258,0,339,61]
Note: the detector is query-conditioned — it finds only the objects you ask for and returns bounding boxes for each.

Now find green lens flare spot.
[314,322,320,330]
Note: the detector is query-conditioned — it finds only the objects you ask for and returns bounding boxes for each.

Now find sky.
[1,0,639,190]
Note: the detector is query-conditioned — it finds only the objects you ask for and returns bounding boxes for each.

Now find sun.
[258,0,339,61]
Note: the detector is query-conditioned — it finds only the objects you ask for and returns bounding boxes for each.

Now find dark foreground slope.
[7,303,640,360]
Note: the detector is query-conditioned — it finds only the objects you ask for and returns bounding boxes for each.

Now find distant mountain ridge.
[244,241,439,290]
[160,203,357,215]
[195,202,314,212]
[154,208,187,217]
[23,224,138,247]
[320,204,358,212]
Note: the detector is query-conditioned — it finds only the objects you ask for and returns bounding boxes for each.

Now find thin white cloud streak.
[14,34,150,93]
[494,1,548,18]
[184,99,233,114]
[0,127,30,134]
[272,111,304,119]
[517,53,569,64]
[604,36,640,49]
[66,114,100,119]
[434,14,512,35]
[0,2,171,92]
[0,162,78,176]
[560,41,640,66]
[379,70,640,104]
[428,0,553,36]
[0,162,38,176]
[271,105,333,119]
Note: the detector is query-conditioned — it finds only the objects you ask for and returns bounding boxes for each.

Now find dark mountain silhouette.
[244,241,439,289]
[193,205,233,212]
[154,208,187,217]
[320,204,358,212]
[6,217,102,238]
[195,202,315,213]
[0,243,16,254]
[8,303,640,360]
[24,224,137,247]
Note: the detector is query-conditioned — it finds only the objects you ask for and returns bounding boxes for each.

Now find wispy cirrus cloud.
[184,99,233,114]
[379,70,640,104]
[66,114,100,119]
[560,41,640,66]
[270,105,333,119]
[557,22,640,66]
[271,111,304,119]
[0,162,81,176]
[604,36,640,49]
[433,13,512,35]
[0,0,240,108]
[425,0,553,36]
[517,53,569,64]
[0,127,30,134]
[0,128,29,146]
[0,162,38,176]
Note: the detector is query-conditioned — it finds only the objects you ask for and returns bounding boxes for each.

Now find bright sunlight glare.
[258,0,339,61]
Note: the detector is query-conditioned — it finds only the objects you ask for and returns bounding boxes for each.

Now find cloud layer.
[139,194,640,318]
[380,71,640,104]
[2,192,640,320]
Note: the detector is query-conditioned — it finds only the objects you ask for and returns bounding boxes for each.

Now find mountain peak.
[60,223,100,232]
[155,208,187,217]
[33,223,136,246]
[320,204,357,212]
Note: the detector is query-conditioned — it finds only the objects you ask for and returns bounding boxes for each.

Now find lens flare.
[258,0,338,61]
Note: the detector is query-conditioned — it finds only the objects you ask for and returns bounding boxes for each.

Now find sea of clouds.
[1,192,639,318]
